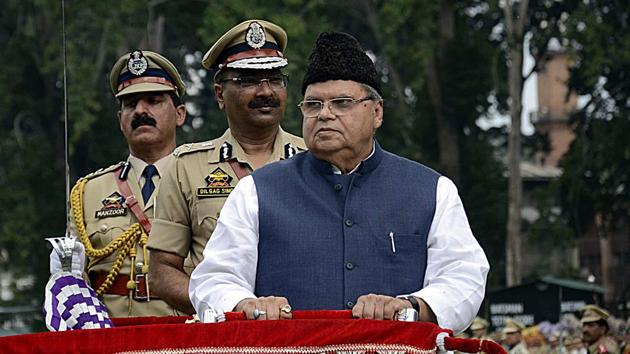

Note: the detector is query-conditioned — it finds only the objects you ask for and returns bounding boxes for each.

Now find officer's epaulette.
[79,161,125,182]
[172,140,217,158]
[284,131,308,151]
[289,135,307,151]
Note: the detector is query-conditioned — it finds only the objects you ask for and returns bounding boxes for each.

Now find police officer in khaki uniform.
[62,50,187,317]
[566,336,588,354]
[502,318,530,354]
[470,316,492,340]
[581,305,620,354]
[148,19,305,314]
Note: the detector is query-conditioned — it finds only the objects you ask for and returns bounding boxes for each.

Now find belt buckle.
[133,273,149,302]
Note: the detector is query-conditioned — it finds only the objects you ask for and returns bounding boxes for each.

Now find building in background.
[522,50,629,317]
[520,50,578,280]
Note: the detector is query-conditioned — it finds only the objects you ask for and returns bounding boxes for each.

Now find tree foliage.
[557,0,630,236]
[516,0,630,243]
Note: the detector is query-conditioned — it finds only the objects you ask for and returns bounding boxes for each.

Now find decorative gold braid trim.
[95,227,142,296]
[119,343,434,354]
[69,177,147,296]
[140,232,150,273]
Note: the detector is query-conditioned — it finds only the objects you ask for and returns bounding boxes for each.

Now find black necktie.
[141,165,158,204]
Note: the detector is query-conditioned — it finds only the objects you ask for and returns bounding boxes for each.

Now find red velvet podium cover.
[0,310,505,354]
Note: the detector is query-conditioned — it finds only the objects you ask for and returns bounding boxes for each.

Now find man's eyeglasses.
[297,97,375,117]
[220,75,288,89]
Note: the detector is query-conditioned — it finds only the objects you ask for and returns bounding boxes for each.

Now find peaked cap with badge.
[110,50,186,98]
[580,304,610,323]
[470,316,490,331]
[301,31,381,95]
[202,19,288,77]
[502,318,526,334]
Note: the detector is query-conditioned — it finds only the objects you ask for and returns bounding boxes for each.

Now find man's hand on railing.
[352,293,438,323]
[234,296,293,320]
[352,294,412,320]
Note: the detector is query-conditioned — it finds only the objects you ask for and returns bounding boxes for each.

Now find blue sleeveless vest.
[251,142,440,310]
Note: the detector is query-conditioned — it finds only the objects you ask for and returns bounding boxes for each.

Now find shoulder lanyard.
[115,164,152,233]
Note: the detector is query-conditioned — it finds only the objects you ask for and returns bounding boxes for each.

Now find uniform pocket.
[194,198,227,226]
[85,217,131,248]
[192,198,228,262]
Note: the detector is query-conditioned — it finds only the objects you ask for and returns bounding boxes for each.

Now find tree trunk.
[425,0,459,183]
[595,213,615,303]
[359,0,415,149]
[504,0,528,286]
[141,4,165,51]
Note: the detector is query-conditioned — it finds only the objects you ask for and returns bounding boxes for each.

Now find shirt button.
[344,219,353,227]
[100,224,108,232]
[334,183,342,191]
[345,262,354,270]
[346,301,354,309]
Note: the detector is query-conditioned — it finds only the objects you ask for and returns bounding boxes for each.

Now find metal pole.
[61,0,71,234]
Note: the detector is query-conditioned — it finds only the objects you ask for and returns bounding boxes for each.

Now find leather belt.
[90,272,159,301]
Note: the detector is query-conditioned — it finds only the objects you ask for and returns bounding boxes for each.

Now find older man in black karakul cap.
[189,31,489,334]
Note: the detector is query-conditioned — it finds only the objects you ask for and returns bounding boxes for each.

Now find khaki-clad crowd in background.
[466,305,629,354]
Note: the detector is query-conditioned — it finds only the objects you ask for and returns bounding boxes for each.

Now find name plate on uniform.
[197,187,234,198]
[95,208,128,218]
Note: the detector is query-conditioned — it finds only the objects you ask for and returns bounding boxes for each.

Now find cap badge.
[245,22,266,49]
[127,50,148,76]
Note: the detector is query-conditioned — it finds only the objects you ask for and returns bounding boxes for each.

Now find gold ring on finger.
[280,304,292,314]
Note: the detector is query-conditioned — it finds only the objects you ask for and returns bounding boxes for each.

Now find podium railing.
[0,310,506,354]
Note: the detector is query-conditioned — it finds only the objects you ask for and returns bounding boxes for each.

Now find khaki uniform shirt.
[510,342,530,354]
[72,154,177,317]
[148,128,305,273]
[588,336,620,354]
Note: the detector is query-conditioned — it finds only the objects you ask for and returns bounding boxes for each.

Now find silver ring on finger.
[253,308,267,319]
[395,308,418,322]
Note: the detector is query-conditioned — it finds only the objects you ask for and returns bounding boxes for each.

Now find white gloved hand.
[49,239,86,275]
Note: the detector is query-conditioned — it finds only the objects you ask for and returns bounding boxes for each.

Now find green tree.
[0,0,211,325]
[557,0,630,302]
[0,0,70,317]
[508,0,630,301]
